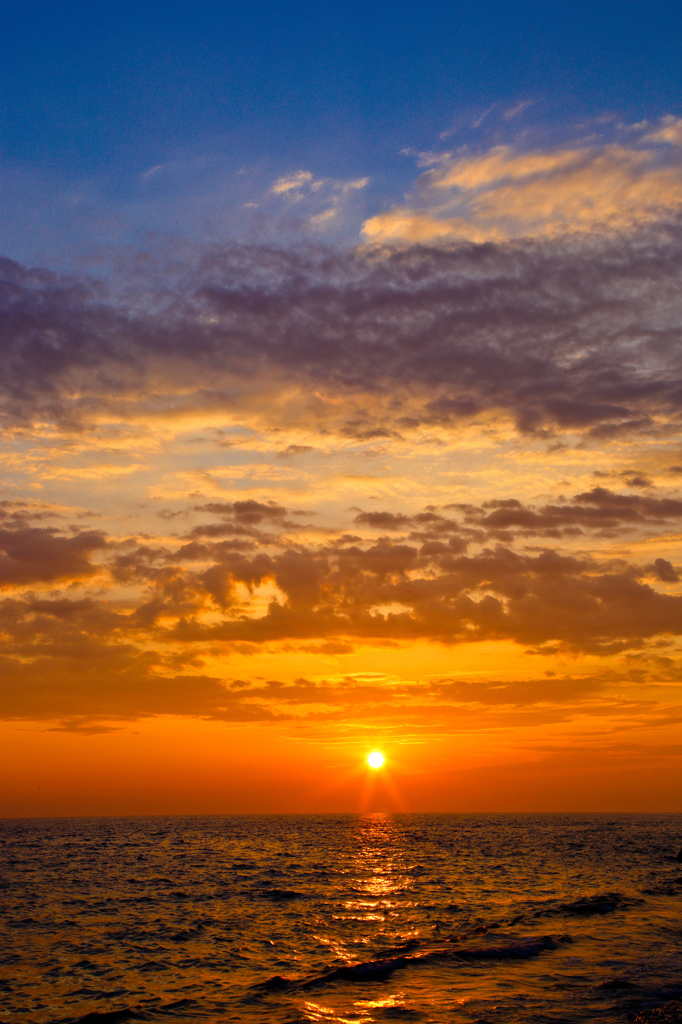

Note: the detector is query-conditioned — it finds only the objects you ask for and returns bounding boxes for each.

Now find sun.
[367,750,385,769]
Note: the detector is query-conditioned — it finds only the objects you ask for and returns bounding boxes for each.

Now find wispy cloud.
[503,99,533,120]
[270,169,316,194]
[267,170,369,228]
[363,118,682,242]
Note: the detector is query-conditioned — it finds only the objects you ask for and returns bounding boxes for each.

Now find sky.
[2,1,682,815]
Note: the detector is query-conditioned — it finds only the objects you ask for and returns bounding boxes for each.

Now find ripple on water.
[0,813,681,1024]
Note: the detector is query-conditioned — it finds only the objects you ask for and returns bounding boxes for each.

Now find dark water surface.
[1,814,681,1023]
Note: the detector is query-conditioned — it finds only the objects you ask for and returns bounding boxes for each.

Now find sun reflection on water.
[302,999,360,1023]
[344,814,410,910]
[303,815,421,1022]
[302,992,413,1023]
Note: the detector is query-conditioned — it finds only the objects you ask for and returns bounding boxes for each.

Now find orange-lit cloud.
[1,488,682,737]
[363,120,682,242]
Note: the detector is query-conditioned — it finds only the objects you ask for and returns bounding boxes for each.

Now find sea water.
[1,813,681,1023]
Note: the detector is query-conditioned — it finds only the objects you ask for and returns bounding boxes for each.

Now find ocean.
[1,813,681,1024]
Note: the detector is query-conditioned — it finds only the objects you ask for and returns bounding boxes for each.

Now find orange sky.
[3,122,682,814]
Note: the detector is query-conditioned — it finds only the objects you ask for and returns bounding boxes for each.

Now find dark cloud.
[651,558,680,583]
[140,532,682,656]
[0,500,64,527]
[186,500,299,542]
[277,444,314,458]
[4,222,682,437]
[622,472,653,488]
[0,654,285,724]
[459,488,682,538]
[431,676,605,706]
[194,500,288,524]
[354,511,413,530]
[0,527,106,587]
[3,489,680,673]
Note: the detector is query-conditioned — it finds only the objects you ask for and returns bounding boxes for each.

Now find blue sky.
[3,0,681,263]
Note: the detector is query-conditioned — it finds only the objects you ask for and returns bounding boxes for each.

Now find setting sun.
[367,751,385,769]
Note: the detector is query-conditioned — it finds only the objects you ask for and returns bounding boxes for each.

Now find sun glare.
[367,751,385,769]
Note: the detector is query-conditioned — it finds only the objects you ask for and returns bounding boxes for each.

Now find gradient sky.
[2,1,682,815]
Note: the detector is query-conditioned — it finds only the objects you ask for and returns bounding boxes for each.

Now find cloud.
[651,558,680,583]
[277,444,314,459]
[362,120,682,243]
[268,170,369,229]
[644,115,682,146]
[354,511,413,530]
[270,170,316,194]
[0,499,64,528]
[459,488,682,539]
[131,487,682,657]
[193,500,290,526]
[0,653,285,724]
[0,560,664,728]
[21,491,675,656]
[0,527,106,588]
[503,100,533,121]
[141,164,164,180]
[1,482,682,728]
[4,221,682,444]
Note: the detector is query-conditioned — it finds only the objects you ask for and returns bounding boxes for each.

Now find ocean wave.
[452,934,570,960]
[253,932,569,993]
[60,997,199,1024]
[514,891,643,921]
[255,887,304,902]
